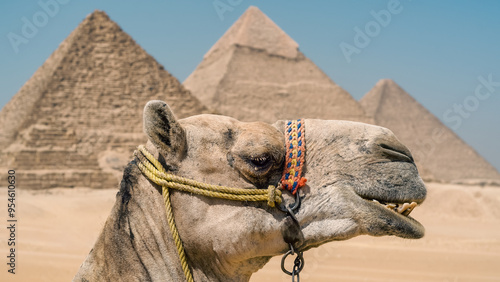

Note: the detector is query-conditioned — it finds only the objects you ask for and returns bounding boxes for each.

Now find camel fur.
[74,100,426,281]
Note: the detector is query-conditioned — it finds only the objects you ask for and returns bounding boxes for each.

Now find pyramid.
[183,6,370,123]
[360,79,500,183]
[0,10,209,189]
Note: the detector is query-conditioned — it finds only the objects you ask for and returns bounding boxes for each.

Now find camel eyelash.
[245,154,273,171]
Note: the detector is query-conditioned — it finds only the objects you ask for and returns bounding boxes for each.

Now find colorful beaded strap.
[281,119,307,195]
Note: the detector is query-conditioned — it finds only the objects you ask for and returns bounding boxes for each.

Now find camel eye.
[233,150,281,187]
[249,154,271,168]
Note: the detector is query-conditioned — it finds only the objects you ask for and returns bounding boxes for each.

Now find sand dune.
[1,183,499,281]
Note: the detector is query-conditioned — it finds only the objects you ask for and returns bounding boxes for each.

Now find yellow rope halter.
[134,145,283,282]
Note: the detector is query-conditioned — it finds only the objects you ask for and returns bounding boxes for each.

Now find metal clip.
[279,191,301,214]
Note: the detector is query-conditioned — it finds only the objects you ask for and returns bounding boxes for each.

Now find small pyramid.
[0,10,209,189]
[184,6,370,123]
[360,79,500,183]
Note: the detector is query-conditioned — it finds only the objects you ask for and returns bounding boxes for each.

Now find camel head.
[140,100,426,279]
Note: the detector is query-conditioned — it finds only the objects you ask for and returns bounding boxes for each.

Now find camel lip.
[354,177,427,206]
[357,192,426,206]
[367,194,425,205]
[364,198,425,238]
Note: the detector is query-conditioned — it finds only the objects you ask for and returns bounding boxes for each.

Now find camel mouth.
[361,196,425,239]
[370,199,418,217]
[352,173,426,238]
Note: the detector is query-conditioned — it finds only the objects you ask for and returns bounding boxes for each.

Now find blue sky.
[1,1,499,171]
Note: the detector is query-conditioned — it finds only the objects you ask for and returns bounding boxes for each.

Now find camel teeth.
[401,202,417,216]
[371,200,418,216]
[385,203,397,210]
[395,202,417,216]
[397,203,408,214]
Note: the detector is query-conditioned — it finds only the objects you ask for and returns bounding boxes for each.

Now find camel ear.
[143,100,187,159]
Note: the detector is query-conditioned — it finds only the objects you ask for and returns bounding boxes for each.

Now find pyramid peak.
[76,10,109,23]
[370,79,412,101]
[376,78,397,86]
[375,79,408,93]
[360,79,414,118]
[89,9,108,17]
[245,6,262,13]
[205,6,299,59]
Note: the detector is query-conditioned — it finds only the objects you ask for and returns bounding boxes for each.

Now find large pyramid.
[0,10,209,189]
[183,6,370,123]
[360,79,500,183]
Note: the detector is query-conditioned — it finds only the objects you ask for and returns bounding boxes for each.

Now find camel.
[74,100,426,281]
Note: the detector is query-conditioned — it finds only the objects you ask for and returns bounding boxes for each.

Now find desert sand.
[1,182,499,281]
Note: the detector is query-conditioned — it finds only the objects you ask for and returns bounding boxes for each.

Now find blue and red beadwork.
[280,119,307,194]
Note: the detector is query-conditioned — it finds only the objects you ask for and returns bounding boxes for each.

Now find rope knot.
[267,185,282,207]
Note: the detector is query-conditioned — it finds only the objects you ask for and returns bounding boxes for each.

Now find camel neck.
[74,159,261,281]
[73,161,186,281]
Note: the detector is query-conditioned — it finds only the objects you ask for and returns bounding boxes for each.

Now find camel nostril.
[379,143,414,163]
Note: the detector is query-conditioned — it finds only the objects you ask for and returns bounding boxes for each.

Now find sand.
[1,182,499,281]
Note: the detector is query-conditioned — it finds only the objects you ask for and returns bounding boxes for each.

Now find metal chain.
[292,253,304,282]
[281,244,305,281]
[280,192,305,282]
